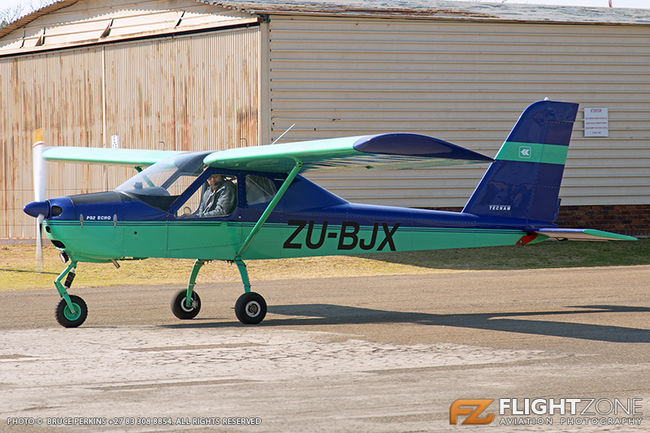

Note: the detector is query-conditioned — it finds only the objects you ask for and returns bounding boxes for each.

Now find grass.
[1,238,648,291]
[0,244,451,292]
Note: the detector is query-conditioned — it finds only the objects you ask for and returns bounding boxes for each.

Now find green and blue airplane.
[23,100,636,328]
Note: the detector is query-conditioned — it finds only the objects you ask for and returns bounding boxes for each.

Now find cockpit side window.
[246,175,278,207]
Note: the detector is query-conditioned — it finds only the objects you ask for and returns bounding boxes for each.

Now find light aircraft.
[23,100,636,328]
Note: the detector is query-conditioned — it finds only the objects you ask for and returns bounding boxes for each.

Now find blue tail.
[462,100,579,225]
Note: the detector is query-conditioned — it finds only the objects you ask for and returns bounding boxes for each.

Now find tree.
[0,1,55,30]
[0,5,27,29]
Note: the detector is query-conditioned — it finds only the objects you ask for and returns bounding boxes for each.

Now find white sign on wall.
[111,134,120,148]
[584,108,609,137]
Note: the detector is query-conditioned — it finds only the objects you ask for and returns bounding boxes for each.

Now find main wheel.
[171,290,201,320]
[235,292,267,325]
[55,295,88,328]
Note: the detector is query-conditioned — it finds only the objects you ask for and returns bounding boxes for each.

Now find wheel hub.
[246,301,260,317]
[180,297,197,312]
[63,304,81,321]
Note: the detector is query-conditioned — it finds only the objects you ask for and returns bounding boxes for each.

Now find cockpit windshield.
[115,152,211,210]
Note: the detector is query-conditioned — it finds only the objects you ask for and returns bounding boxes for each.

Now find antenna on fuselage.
[271,123,295,145]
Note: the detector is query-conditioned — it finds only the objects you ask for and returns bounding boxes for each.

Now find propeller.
[32,129,46,272]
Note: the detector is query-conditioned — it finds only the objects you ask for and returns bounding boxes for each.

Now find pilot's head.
[207,174,223,189]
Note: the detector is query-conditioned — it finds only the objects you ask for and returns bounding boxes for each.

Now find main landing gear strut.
[171,258,267,325]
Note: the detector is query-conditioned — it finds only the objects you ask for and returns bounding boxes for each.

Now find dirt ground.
[0,265,648,432]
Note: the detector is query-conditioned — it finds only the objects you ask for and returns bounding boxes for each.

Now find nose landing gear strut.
[53,260,88,328]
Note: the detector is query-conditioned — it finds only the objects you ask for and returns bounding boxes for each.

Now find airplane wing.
[536,228,637,241]
[42,146,184,167]
[203,133,493,173]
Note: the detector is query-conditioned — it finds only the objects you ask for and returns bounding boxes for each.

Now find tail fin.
[462,100,579,224]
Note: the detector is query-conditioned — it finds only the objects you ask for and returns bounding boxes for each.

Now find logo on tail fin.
[519,146,532,159]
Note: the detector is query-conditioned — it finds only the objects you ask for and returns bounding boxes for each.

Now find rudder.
[462,100,579,224]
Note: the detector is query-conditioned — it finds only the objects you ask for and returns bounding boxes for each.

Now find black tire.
[55,295,88,328]
[171,290,201,320]
[235,292,267,325]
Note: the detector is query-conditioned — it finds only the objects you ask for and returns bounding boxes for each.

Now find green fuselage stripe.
[44,220,532,263]
[495,141,568,165]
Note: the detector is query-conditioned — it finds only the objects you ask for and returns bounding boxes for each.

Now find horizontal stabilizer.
[204,133,492,173]
[43,146,184,167]
[536,228,637,241]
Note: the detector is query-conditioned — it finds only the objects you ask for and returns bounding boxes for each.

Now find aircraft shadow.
[164,304,650,343]
[0,268,59,275]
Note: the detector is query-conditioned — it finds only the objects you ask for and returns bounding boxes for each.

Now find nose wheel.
[53,260,88,328]
[55,295,88,328]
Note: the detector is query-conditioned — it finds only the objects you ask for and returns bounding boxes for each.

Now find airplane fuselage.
[42,173,545,263]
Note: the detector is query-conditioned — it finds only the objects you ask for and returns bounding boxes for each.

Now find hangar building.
[1,0,649,239]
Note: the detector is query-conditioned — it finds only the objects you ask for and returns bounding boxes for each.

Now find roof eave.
[207,2,496,20]
[203,1,650,26]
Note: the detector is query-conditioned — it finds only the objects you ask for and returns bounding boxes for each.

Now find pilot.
[197,174,237,217]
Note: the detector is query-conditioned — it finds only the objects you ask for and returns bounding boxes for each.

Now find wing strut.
[235,159,303,259]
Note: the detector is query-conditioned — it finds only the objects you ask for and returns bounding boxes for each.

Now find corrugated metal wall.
[0,25,259,239]
[268,16,650,208]
[102,27,260,188]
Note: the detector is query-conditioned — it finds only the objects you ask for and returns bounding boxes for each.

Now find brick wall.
[556,205,650,237]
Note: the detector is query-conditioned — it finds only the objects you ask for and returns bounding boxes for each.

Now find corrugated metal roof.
[2,0,649,42]
[204,0,650,25]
